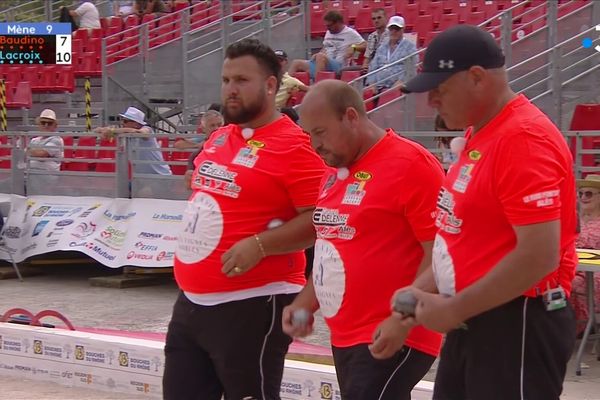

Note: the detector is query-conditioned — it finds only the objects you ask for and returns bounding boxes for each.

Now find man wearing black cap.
[274,49,309,108]
[391,25,577,399]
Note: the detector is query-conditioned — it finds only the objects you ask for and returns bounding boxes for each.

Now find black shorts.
[332,344,435,400]
[433,296,576,400]
[163,292,295,400]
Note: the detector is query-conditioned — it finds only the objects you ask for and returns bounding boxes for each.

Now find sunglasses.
[39,120,55,127]
[578,190,599,199]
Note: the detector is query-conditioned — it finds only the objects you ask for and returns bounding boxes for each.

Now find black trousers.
[163,292,295,400]
[433,296,576,400]
[332,344,435,400]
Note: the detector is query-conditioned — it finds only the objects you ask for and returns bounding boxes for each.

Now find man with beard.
[163,38,326,400]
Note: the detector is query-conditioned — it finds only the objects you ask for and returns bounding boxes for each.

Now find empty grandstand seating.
[569,104,600,173]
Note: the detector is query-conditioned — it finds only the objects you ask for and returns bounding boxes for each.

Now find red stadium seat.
[569,104,600,172]
[340,70,361,82]
[315,71,336,82]
[354,8,373,34]
[311,9,327,36]
[292,72,310,85]
[378,87,402,106]
[363,86,376,112]
[438,13,459,31]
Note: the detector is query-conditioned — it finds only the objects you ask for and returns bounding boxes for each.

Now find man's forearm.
[294,274,320,312]
[258,209,316,256]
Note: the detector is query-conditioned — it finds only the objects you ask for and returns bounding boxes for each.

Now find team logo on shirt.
[213,133,227,146]
[452,164,474,193]
[312,207,356,240]
[435,188,463,234]
[319,173,337,200]
[232,139,264,168]
[341,171,372,205]
[468,150,482,161]
[193,161,242,198]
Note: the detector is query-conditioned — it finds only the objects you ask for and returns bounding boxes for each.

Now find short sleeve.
[75,2,90,16]
[45,137,63,157]
[495,134,565,226]
[398,152,445,241]
[284,140,326,208]
[350,28,365,44]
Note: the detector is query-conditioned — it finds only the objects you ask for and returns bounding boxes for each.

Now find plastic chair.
[569,104,600,172]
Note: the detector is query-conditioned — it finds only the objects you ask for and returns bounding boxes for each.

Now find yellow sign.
[577,249,600,266]
[246,139,265,148]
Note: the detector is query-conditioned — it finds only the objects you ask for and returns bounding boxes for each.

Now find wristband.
[254,234,267,258]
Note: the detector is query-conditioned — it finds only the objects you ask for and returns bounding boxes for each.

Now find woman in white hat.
[570,174,600,335]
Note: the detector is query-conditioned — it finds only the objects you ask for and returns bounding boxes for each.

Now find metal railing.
[1,129,597,199]
[101,0,307,129]
[0,0,111,22]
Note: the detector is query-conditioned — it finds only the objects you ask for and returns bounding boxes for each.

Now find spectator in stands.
[362,8,389,74]
[366,16,417,92]
[289,10,366,81]
[163,38,326,400]
[94,106,171,175]
[133,0,167,16]
[175,110,224,150]
[67,1,101,30]
[274,49,309,109]
[114,0,135,16]
[27,109,64,172]
[570,174,600,335]
[433,114,461,167]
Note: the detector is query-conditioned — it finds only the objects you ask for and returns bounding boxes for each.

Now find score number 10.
[55,34,71,64]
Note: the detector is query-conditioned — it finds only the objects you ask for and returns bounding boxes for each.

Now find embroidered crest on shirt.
[319,173,337,200]
[232,139,264,168]
[213,132,227,147]
[341,171,372,205]
[452,164,474,194]
[193,160,241,198]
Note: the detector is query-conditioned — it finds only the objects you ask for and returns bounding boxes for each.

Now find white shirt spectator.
[75,2,101,29]
[29,136,64,171]
[323,25,364,65]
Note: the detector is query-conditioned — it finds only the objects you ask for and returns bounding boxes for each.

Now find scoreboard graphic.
[0,23,71,65]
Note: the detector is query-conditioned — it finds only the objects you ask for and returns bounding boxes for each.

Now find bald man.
[282,80,444,400]
[397,25,577,399]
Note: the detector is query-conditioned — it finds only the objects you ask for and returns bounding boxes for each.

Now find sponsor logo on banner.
[46,230,63,238]
[20,243,37,254]
[78,204,102,219]
[74,371,93,384]
[32,220,49,237]
[47,239,60,248]
[69,241,87,248]
[119,351,129,367]
[45,207,80,218]
[85,242,116,261]
[135,242,158,252]
[127,251,153,260]
[32,206,51,217]
[33,340,42,354]
[138,232,162,239]
[320,382,333,399]
[103,210,136,222]
[152,213,183,222]
[96,226,126,250]
[55,219,74,227]
[32,340,63,358]
[4,226,21,239]
[66,207,82,217]
[281,381,303,396]
[156,251,174,262]
[0,338,23,353]
[74,344,109,364]
[71,221,97,239]
[162,235,177,241]
[130,381,151,393]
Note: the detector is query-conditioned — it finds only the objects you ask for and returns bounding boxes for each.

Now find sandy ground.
[0,262,599,399]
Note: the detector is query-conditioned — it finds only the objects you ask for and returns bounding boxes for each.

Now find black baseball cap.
[402,25,505,93]
[274,49,288,59]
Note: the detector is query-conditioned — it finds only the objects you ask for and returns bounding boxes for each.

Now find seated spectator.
[94,106,171,175]
[362,8,389,74]
[134,0,167,16]
[570,174,600,334]
[114,0,135,16]
[280,107,299,124]
[274,49,309,108]
[433,114,461,167]
[366,16,417,92]
[289,10,365,81]
[67,1,101,30]
[175,110,224,150]
[27,109,64,171]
